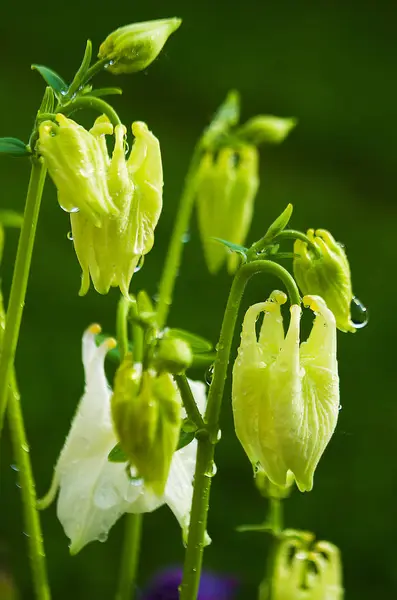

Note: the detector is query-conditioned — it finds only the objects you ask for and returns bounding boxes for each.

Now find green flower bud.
[98,18,182,75]
[70,117,163,296]
[232,291,339,492]
[111,357,182,495]
[38,114,118,227]
[195,145,259,274]
[236,115,297,145]
[293,229,355,333]
[154,336,193,374]
[260,534,344,599]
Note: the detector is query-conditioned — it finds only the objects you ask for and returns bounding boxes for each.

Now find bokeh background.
[0,1,395,598]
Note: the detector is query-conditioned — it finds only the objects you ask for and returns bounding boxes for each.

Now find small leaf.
[166,328,212,353]
[88,87,123,98]
[108,443,128,463]
[0,210,23,228]
[235,116,297,145]
[181,418,198,433]
[213,238,248,258]
[263,204,293,242]
[177,429,195,451]
[0,137,30,157]
[190,352,216,368]
[31,65,68,98]
[137,290,154,316]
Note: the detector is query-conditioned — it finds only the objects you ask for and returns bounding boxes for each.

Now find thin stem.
[267,498,283,536]
[0,158,47,435]
[174,374,206,430]
[84,58,112,85]
[180,260,298,600]
[7,374,51,600]
[273,230,321,258]
[115,513,143,600]
[116,295,144,600]
[156,145,202,329]
[60,96,121,127]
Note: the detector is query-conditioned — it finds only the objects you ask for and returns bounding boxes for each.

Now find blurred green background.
[0,1,395,598]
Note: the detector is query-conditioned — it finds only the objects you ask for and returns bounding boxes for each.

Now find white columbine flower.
[40,324,207,554]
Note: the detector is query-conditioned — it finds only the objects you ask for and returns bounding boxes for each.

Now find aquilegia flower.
[293,229,355,333]
[42,325,207,554]
[232,291,339,492]
[39,115,163,296]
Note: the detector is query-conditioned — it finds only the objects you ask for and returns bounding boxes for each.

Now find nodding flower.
[232,291,339,492]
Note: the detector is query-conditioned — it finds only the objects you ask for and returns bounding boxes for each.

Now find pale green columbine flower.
[232,291,339,492]
[40,325,207,554]
[195,145,259,274]
[260,533,344,599]
[39,114,119,227]
[98,18,182,74]
[293,229,355,333]
[111,358,182,496]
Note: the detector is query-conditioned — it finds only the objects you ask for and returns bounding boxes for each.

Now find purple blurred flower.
[142,567,238,600]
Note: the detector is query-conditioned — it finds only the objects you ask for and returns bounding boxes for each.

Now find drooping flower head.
[39,115,163,296]
[232,291,339,492]
[41,325,208,554]
[293,229,355,333]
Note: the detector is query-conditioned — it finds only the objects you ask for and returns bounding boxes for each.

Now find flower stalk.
[0,158,47,435]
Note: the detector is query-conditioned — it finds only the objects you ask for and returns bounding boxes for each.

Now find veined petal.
[258,290,287,363]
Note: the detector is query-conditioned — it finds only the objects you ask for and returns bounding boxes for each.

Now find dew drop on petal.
[67,231,74,241]
[351,297,368,329]
[205,364,214,385]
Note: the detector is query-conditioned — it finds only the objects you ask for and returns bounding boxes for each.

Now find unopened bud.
[293,229,355,332]
[99,18,182,75]
[236,115,297,145]
[154,336,193,374]
[111,357,182,495]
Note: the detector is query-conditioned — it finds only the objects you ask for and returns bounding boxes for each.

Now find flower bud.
[38,114,118,227]
[70,118,163,296]
[154,336,193,374]
[232,291,339,492]
[260,534,344,599]
[293,229,355,332]
[195,145,259,274]
[98,18,182,75]
[236,115,297,145]
[111,357,182,495]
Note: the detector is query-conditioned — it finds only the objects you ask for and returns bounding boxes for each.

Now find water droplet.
[205,462,217,478]
[23,531,30,538]
[97,532,108,543]
[205,364,214,385]
[21,443,29,453]
[182,231,190,243]
[337,242,346,250]
[59,202,79,214]
[124,140,130,155]
[134,255,145,273]
[10,464,19,472]
[129,476,144,487]
[216,429,222,442]
[338,404,342,412]
[67,231,74,241]
[351,297,368,329]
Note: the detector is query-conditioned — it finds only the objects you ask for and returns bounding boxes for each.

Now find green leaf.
[213,238,248,258]
[235,115,297,145]
[31,65,68,98]
[190,352,216,368]
[108,443,128,463]
[177,429,195,451]
[0,210,23,228]
[0,137,30,157]
[263,204,293,242]
[88,87,123,98]
[166,328,212,353]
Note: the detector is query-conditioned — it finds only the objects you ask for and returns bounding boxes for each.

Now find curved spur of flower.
[41,326,207,554]
[232,291,339,492]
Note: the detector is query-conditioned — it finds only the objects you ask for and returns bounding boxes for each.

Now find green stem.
[8,374,51,599]
[84,58,111,85]
[156,145,202,329]
[179,261,299,600]
[115,513,143,600]
[268,498,283,535]
[273,230,321,258]
[60,96,121,127]
[174,374,206,430]
[0,158,46,435]
[115,295,144,600]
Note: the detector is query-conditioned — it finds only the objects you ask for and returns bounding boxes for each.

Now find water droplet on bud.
[351,297,368,329]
